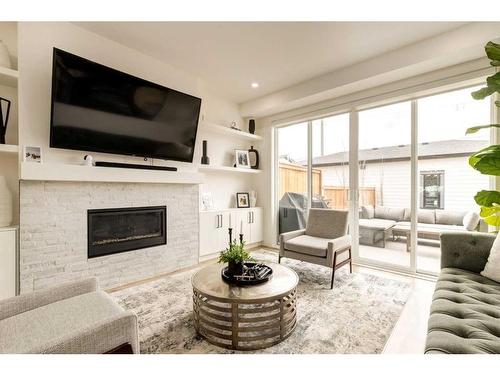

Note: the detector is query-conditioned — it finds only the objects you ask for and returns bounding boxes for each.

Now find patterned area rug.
[111,250,411,354]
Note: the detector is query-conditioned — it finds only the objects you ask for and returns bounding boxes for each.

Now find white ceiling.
[75,22,467,104]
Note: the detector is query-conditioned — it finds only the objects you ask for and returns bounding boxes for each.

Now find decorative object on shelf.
[248,145,259,169]
[0,97,11,144]
[249,191,257,207]
[23,146,42,163]
[83,154,94,166]
[201,192,214,211]
[0,41,12,69]
[236,192,250,208]
[230,121,240,131]
[248,119,256,134]
[218,229,255,278]
[201,140,210,165]
[234,149,250,169]
[0,175,12,227]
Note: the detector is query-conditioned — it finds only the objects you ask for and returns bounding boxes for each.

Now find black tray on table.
[221,262,273,286]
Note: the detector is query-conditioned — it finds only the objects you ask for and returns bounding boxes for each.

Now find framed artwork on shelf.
[235,149,250,169]
[236,192,250,208]
[23,146,42,163]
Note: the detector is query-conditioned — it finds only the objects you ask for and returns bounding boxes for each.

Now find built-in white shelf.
[201,123,262,141]
[198,164,262,174]
[0,67,18,88]
[20,162,205,185]
[0,144,19,154]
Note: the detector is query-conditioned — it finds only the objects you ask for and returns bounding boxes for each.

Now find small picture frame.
[236,192,250,208]
[235,149,250,169]
[201,192,214,211]
[23,146,42,163]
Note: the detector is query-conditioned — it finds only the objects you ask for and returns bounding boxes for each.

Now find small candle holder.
[228,227,233,244]
[239,233,244,244]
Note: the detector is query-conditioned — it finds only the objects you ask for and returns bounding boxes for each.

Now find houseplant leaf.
[481,205,500,226]
[471,86,497,100]
[474,190,500,207]
[468,145,500,176]
[485,41,500,65]
[466,124,500,135]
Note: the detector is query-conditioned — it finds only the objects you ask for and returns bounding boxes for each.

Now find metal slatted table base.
[191,263,299,351]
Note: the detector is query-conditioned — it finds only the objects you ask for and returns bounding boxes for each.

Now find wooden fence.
[279,163,376,209]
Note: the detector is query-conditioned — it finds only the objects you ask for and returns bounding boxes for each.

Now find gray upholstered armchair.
[0,278,139,354]
[279,208,352,288]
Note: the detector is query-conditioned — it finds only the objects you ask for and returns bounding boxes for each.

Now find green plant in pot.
[467,41,500,230]
[218,240,254,276]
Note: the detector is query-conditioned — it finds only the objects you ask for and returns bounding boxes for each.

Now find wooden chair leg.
[331,252,337,289]
[349,247,353,274]
[278,255,281,263]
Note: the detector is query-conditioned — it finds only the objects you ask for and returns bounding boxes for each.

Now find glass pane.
[358,101,411,268]
[277,122,309,235]
[417,86,490,274]
[311,114,350,210]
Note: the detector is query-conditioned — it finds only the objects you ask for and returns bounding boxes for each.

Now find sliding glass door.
[274,83,492,275]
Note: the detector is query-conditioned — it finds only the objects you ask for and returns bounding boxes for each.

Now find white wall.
[319,157,489,212]
[17,22,255,210]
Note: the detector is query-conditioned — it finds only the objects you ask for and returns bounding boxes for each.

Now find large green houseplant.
[467,41,500,228]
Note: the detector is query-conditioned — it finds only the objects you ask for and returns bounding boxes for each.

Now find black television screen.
[50,48,202,163]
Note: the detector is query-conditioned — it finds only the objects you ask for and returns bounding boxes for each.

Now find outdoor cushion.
[0,290,125,354]
[395,222,467,233]
[374,206,405,221]
[359,218,396,230]
[463,211,480,231]
[361,205,374,219]
[403,209,435,224]
[436,210,466,226]
[284,235,330,257]
[425,268,500,354]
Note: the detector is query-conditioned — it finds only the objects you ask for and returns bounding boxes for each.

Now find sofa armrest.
[0,277,99,321]
[279,229,306,255]
[440,232,495,273]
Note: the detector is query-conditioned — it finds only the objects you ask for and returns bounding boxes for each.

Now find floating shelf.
[0,67,18,88]
[198,164,262,174]
[0,144,19,154]
[20,162,205,184]
[201,123,262,141]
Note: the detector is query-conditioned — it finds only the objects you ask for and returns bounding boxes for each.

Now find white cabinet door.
[218,211,232,250]
[0,228,17,299]
[250,208,263,243]
[199,212,221,256]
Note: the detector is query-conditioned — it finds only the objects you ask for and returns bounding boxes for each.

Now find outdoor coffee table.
[392,225,442,252]
[192,262,298,351]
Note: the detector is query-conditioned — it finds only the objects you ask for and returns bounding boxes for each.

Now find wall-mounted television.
[50,48,202,163]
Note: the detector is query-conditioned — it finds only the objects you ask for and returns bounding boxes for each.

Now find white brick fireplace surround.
[19,181,199,293]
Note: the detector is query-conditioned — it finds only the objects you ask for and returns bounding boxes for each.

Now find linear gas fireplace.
[87,206,167,258]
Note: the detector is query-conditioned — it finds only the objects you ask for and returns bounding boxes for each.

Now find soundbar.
[95,161,178,172]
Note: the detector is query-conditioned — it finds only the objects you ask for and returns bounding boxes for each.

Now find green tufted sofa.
[425,232,500,354]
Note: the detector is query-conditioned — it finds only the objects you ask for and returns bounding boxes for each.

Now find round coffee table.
[192,263,298,351]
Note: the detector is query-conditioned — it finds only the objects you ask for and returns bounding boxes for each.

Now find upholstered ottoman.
[425,233,500,354]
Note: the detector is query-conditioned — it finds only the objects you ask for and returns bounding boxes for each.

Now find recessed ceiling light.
[251,82,259,88]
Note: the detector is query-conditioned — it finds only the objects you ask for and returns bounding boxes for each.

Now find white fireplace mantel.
[20,162,205,185]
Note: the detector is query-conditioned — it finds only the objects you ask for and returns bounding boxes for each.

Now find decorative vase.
[227,261,244,277]
[248,146,259,169]
[0,97,11,144]
[249,191,257,207]
[201,140,210,165]
[248,119,256,134]
[0,41,11,69]
[0,176,13,227]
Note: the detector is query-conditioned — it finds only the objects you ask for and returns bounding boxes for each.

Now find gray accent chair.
[425,232,500,354]
[279,208,352,289]
[0,278,139,354]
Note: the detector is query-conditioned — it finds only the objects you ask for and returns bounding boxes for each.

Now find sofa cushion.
[403,209,435,224]
[374,206,405,221]
[435,210,466,226]
[425,268,500,354]
[359,218,396,231]
[0,291,125,354]
[481,233,500,283]
[284,235,330,258]
[361,205,374,219]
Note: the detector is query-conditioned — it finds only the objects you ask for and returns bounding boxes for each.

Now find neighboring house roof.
[308,139,488,167]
